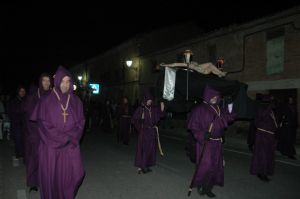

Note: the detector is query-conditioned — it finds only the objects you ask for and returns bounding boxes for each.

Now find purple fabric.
[23,74,51,187]
[131,95,164,169]
[250,104,277,176]
[31,66,85,199]
[188,86,235,188]
[202,85,221,104]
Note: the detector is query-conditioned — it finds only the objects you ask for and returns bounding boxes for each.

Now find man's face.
[146,99,152,106]
[60,76,71,94]
[288,97,293,104]
[210,96,218,104]
[19,88,26,98]
[123,98,128,104]
[42,76,51,91]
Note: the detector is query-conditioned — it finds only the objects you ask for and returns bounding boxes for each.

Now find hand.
[204,131,211,141]
[160,102,165,112]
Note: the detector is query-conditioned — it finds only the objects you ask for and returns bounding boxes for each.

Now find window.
[266,28,285,75]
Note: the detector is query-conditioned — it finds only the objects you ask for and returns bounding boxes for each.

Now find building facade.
[71,7,300,127]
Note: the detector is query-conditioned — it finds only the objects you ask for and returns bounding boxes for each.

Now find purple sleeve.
[187,106,206,143]
[219,108,236,126]
[34,100,70,148]
[65,98,85,145]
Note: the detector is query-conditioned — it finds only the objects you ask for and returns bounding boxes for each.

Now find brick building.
[71,7,300,129]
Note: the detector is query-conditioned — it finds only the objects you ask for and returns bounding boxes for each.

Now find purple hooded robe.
[250,99,278,176]
[31,66,85,199]
[117,100,133,144]
[8,87,27,158]
[131,92,165,169]
[24,74,51,187]
[187,86,235,188]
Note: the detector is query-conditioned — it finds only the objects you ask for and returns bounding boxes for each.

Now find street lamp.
[126,60,133,67]
[78,76,83,81]
[184,50,193,64]
[183,50,193,101]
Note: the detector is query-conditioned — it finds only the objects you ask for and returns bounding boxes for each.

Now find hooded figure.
[117,96,133,145]
[31,66,85,199]
[277,97,298,159]
[8,86,27,158]
[250,95,278,182]
[187,85,235,198]
[131,91,165,174]
[23,73,52,191]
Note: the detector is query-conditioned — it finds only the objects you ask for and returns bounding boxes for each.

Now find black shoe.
[257,174,264,181]
[197,186,203,195]
[263,176,271,182]
[142,168,152,174]
[201,186,216,198]
[288,155,297,160]
[201,189,216,198]
[138,168,143,174]
[29,186,38,192]
[205,191,216,198]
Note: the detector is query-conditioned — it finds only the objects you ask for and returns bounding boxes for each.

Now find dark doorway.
[269,89,297,105]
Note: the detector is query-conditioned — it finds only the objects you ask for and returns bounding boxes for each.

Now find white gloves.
[228,103,233,113]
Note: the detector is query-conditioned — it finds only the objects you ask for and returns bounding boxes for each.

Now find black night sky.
[0,1,299,95]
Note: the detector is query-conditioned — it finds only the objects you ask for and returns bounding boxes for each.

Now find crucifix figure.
[53,87,71,124]
[62,110,69,123]
[160,61,227,77]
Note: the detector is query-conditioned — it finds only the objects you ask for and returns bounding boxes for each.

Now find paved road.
[1,129,300,199]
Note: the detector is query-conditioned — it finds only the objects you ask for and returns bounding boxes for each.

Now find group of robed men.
[7,65,295,198]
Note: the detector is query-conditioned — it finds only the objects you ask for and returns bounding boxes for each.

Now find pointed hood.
[142,90,154,106]
[53,66,74,94]
[38,73,52,95]
[203,85,221,104]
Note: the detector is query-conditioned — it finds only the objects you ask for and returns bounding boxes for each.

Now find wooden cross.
[62,110,69,123]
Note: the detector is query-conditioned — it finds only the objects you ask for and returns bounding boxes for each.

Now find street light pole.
[184,50,193,101]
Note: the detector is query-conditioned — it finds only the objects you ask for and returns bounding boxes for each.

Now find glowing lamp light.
[126,60,133,67]
[184,50,193,64]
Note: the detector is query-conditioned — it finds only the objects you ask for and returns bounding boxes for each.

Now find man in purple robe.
[277,96,298,159]
[117,96,132,145]
[101,99,114,133]
[23,74,51,192]
[187,85,235,198]
[250,95,278,182]
[8,86,26,159]
[131,91,165,174]
[31,66,85,199]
